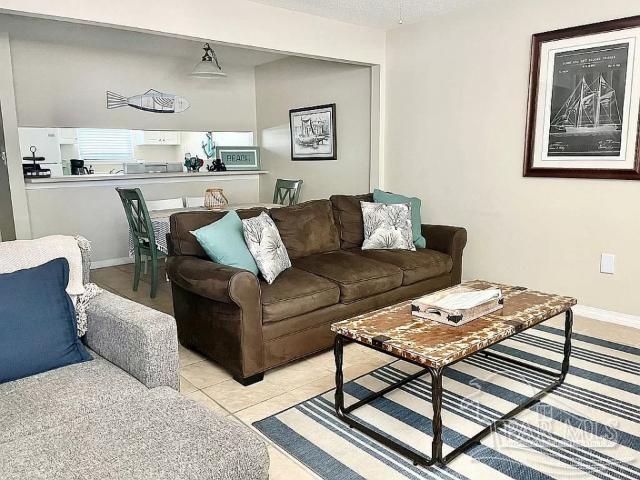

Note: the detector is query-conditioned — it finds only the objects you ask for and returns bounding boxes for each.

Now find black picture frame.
[289,103,337,160]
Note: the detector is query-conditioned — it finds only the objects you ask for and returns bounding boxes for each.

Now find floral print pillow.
[360,201,416,251]
[242,212,291,283]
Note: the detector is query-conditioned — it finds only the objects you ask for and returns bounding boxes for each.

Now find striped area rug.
[254,324,640,479]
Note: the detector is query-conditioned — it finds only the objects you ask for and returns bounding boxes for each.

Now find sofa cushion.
[373,189,427,248]
[361,201,416,251]
[1,386,269,480]
[260,268,340,324]
[242,212,291,284]
[0,259,91,384]
[293,250,403,303]
[330,193,373,249]
[0,351,146,445]
[353,248,453,286]
[191,211,259,275]
[271,199,340,259]
[170,207,267,258]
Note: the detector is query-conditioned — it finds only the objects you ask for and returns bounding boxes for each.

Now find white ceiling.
[249,0,488,29]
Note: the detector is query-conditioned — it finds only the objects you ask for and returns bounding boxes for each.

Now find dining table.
[129,202,282,256]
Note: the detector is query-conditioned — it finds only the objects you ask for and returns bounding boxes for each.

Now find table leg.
[430,367,444,463]
[332,334,438,467]
[334,335,345,416]
[560,308,573,382]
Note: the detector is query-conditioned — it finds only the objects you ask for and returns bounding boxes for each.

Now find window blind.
[77,128,134,161]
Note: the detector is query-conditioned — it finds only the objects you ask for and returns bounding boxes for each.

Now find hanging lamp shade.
[191,43,226,78]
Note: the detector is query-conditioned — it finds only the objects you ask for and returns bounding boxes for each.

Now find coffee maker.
[70,159,90,175]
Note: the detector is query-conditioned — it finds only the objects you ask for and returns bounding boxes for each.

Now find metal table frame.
[333,309,573,467]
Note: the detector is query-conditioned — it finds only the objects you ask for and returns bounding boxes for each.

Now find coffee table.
[331,280,577,467]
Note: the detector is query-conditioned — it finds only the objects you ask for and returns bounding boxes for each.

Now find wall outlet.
[600,253,615,274]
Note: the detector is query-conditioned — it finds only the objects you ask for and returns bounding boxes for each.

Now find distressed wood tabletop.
[331,280,577,368]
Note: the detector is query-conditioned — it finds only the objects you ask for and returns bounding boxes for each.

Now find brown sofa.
[166,193,467,385]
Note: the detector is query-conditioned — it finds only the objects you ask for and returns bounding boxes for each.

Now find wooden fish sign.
[106,89,190,113]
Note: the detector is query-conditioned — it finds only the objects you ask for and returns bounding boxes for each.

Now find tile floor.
[92,262,393,479]
[92,263,640,479]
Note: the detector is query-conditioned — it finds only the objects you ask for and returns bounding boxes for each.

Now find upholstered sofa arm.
[421,224,468,284]
[166,256,259,306]
[166,255,264,381]
[85,290,180,390]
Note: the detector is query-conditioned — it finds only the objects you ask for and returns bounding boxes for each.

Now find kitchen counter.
[23,170,266,264]
[24,170,268,186]
[24,170,269,191]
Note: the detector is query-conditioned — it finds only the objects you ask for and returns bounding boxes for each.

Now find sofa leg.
[234,373,264,386]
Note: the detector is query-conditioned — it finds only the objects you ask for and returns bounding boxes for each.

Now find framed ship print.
[289,103,337,160]
[524,16,640,179]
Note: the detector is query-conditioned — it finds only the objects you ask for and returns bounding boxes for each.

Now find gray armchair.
[0,239,269,479]
[85,290,180,390]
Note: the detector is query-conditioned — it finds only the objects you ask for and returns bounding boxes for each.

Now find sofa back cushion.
[170,208,266,258]
[270,200,340,260]
[329,193,373,249]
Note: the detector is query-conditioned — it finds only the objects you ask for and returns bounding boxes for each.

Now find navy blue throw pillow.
[0,258,91,383]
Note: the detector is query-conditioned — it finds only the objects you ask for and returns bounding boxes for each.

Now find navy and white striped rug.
[254,324,640,479]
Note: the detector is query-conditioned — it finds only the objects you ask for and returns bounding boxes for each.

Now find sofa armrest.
[166,255,258,306]
[166,255,264,380]
[85,290,179,390]
[421,224,467,284]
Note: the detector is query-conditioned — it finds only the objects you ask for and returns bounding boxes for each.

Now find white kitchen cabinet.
[57,128,78,144]
[134,130,181,145]
[18,128,62,164]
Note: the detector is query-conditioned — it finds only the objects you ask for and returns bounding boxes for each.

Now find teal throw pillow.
[191,211,259,275]
[373,188,427,248]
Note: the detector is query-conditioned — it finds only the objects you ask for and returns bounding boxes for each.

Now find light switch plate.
[600,253,615,274]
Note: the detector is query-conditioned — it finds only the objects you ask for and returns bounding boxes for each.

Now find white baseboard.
[91,257,133,269]
[573,305,640,330]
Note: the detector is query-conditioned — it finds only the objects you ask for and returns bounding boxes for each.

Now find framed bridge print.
[524,16,640,179]
[289,103,337,160]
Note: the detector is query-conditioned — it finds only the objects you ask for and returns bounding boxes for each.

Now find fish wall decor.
[106,89,190,113]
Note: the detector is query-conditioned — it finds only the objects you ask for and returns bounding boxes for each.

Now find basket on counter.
[204,188,229,210]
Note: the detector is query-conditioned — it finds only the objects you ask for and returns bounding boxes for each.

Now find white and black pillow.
[242,212,291,284]
[361,201,416,251]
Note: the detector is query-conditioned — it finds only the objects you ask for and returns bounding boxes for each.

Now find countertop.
[24,170,268,184]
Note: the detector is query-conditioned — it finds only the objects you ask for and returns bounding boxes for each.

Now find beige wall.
[255,57,372,202]
[385,0,640,315]
[26,175,261,263]
[0,33,29,239]
[3,16,258,132]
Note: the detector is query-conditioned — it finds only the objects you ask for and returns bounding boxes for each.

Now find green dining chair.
[273,179,303,206]
[116,187,160,298]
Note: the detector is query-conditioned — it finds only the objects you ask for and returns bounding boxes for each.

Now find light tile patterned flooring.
[92,263,640,479]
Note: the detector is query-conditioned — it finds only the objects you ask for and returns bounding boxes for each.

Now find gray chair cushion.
[0,387,269,480]
[0,351,146,445]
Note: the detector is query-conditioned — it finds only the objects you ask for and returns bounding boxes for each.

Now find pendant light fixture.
[191,42,226,78]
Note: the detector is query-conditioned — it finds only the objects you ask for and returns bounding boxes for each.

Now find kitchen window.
[77,128,135,162]
[212,131,254,146]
